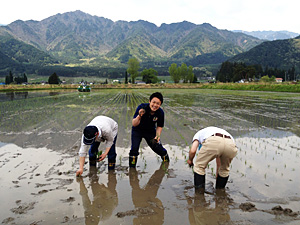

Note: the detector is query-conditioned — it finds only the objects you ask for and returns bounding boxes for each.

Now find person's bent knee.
[193,165,206,176]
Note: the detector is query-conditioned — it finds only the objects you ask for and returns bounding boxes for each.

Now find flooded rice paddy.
[0,89,300,225]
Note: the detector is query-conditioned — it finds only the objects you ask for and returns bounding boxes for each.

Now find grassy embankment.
[0,82,299,93]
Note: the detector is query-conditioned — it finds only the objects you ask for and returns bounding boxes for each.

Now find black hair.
[149,92,163,104]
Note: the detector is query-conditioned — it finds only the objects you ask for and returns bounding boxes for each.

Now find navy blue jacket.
[132,103,164,131]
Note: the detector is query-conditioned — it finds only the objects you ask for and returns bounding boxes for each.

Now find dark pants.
[89,135,117,163]
[129,129,167,157]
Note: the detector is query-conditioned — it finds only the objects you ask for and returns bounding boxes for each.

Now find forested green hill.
[229,36,300,70]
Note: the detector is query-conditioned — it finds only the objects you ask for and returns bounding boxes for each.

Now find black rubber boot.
[89,150,98,167]
[108,158,116,170]
[89,157,97,167]
[194,173,205,189]
[161,153,170,162]
[129,155,138,168]
[216,175,229,189]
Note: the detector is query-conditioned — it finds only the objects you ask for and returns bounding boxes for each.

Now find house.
[276,78,283,83]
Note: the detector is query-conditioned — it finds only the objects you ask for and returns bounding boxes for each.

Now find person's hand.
[187,159,193,167]
[154,135,160,142]
[98,153,107,161]
[76,168,83,177]
[150,138,158,146]
[138,108,145,117]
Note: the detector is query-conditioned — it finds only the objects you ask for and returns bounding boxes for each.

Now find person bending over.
[187,126,237,189]
[76,116,118,176]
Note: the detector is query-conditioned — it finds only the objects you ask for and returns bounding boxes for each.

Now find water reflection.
[129,163,169,224]
[0,90,65,102]
[3,91,28,101]
[187,190,232,225]
[49,92,60,96]
[77,168,118,225]
[78,92,91,101]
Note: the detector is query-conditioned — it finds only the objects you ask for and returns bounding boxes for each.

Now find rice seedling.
[1,88,299,225]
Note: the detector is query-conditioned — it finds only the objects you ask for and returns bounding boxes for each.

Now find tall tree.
[127,58,140,84]
[180,63,188,83]
[14,76,22,84]
[192,74,198,83]
[48,72,60,84]
[187,65,194,83]
[288,66,295,81]
[141,68,159,84]
[5,71,14,84]
[23,73,28,83]
[246,66,256,80]
[169,63,180,83]
[216,61,234,82]
[14,73,28,84]
[232,64,245,82]
[125,71,128,84]
[5,76,10,85]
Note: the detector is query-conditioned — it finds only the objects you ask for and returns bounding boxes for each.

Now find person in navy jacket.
[129,92,169,167]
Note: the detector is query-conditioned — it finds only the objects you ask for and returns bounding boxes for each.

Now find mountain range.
[0,10,299,77]
[233,30,299,41]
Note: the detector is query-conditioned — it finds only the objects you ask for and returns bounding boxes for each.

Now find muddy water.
[0,89,300,224]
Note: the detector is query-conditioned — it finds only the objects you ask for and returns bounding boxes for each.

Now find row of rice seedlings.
[234,133,300,185]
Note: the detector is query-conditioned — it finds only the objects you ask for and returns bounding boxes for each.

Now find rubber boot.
[108,158,116,170]
[194,172,205,189]
[89,149,98,167]
[89,156,97,167]
[161,153,170,162]
[129,156,138,168]
[216,175,229,189]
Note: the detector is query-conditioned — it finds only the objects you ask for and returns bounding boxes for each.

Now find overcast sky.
[1,0,299,33]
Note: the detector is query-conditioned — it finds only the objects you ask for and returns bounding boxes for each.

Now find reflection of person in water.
[187,190,232,225]
[77,167,118,224]
[129,163,169,225]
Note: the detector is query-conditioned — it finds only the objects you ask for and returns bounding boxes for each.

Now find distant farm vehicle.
[78,85,91,92]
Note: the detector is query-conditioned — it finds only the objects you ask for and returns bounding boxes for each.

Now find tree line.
[5,71,28,84]
[168,63,195,83]
[4,60,297,85]
[127,58,196,84]
[5,71,60,84]
[127,58,161,84]
[216,61,297,82]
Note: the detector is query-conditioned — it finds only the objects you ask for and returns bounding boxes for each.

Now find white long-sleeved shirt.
[78,116,118,157]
